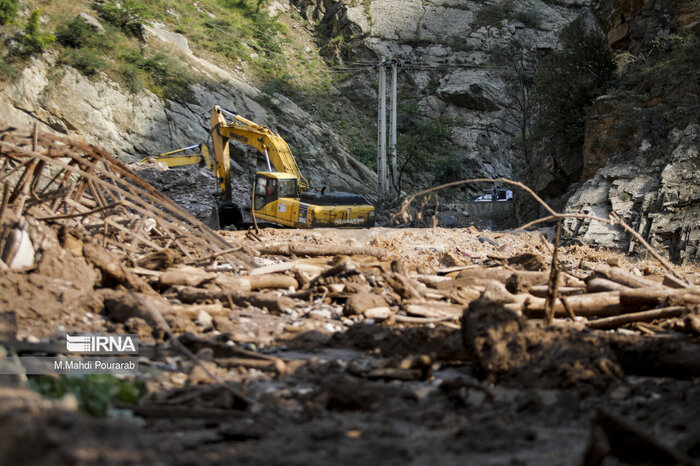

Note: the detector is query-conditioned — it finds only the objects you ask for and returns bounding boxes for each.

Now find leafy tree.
[394,102,461,193]
[56,18,92,48]
[491,38,539,167]
[533,19,615,148]
[17,10,55,55]
[0,0,18,25]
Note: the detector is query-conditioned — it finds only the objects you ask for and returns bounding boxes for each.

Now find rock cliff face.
[563,0,700,263]
[0,1,592,217]
[292,0,589,183]
[0,21,377,211]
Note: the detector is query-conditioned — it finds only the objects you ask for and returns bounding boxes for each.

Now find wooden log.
[167,303,229,319]
[403,300,464,319]
[593,265,663,289]
[456,268,523,283]
[607,334,700,378]
[523,292,621,318]
[661,273,691,289]
[251,242,386,259]
[587,306,685,329]
[586,277,631,293]
[249,261,294,275]
[83,242,153,294]
[620,288,700,310]
[248,274,298,291]
[529,285,585,298]
[414,274,453,288]
[506,271,583,294]
[160,267,217,287]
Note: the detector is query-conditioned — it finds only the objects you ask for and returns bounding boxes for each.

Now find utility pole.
[389,60,398,193]
[377,56,387,195]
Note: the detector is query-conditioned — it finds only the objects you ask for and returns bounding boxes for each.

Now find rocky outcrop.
[592,0,700,53]
[296,0,589,182]
[0,21,377,211]
[564,124,699,263]
[564,0,700,263]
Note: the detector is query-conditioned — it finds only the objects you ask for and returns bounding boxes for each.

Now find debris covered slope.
[1,125,700,465]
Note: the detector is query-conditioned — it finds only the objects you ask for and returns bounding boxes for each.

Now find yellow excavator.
[140,144,212,169]
[210,106,375,229]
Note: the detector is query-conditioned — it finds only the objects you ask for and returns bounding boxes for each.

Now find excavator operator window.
[254,176,278,210]
[278,179,297,198]
[265,179,278,197]
[255,177,267,196]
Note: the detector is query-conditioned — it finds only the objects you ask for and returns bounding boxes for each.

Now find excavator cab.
[254,175,278,210]
[209,106,375,230]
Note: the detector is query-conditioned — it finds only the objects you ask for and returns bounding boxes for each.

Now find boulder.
[77,12,104,33]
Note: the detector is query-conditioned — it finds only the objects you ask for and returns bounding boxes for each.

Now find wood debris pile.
[1,124,700,465]
[0,123,250,269]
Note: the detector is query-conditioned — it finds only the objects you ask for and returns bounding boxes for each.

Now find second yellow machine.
[209,106,375,229]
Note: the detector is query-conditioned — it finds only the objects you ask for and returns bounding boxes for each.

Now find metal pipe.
[264,148,272,172]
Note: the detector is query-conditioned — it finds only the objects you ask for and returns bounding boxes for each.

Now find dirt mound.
[462,299,623,391]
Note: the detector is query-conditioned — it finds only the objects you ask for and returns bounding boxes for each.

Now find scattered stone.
[344,292,389,316]
[363,307,392,321]
[196,310,213,328]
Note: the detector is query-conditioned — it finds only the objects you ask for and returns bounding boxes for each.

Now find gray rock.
[77,12,104,33]
[564,125,700,263]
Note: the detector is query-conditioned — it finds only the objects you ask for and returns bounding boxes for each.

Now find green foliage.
[120,50,194,101]
[94,0,152,39]
[627,33,699,96]
[395,102,462,191]
[60,48,106,75]
[219,0,286,55]
[55,17,114,77]
[28,375,145,418]
[0,0,18,25]
[0,56,17,78]
[15,9,56,56]
[56,18,93,48]
[533,19,614,148]
[351,140,376,170]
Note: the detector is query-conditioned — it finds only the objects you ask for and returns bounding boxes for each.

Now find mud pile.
[2,126,700,465]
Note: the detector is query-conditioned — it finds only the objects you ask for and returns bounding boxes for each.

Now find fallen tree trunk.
[586,277,632,293]
[251,242,386,259]
[587,306,685,329]
[161,269,298,292]
[620,288,700,310]
[523,292,621,318]
[593,265,664,289]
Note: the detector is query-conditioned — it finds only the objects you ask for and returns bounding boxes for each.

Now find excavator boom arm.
[210,106,309,199]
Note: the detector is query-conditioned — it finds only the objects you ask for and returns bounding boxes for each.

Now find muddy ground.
[1,224,700,466]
